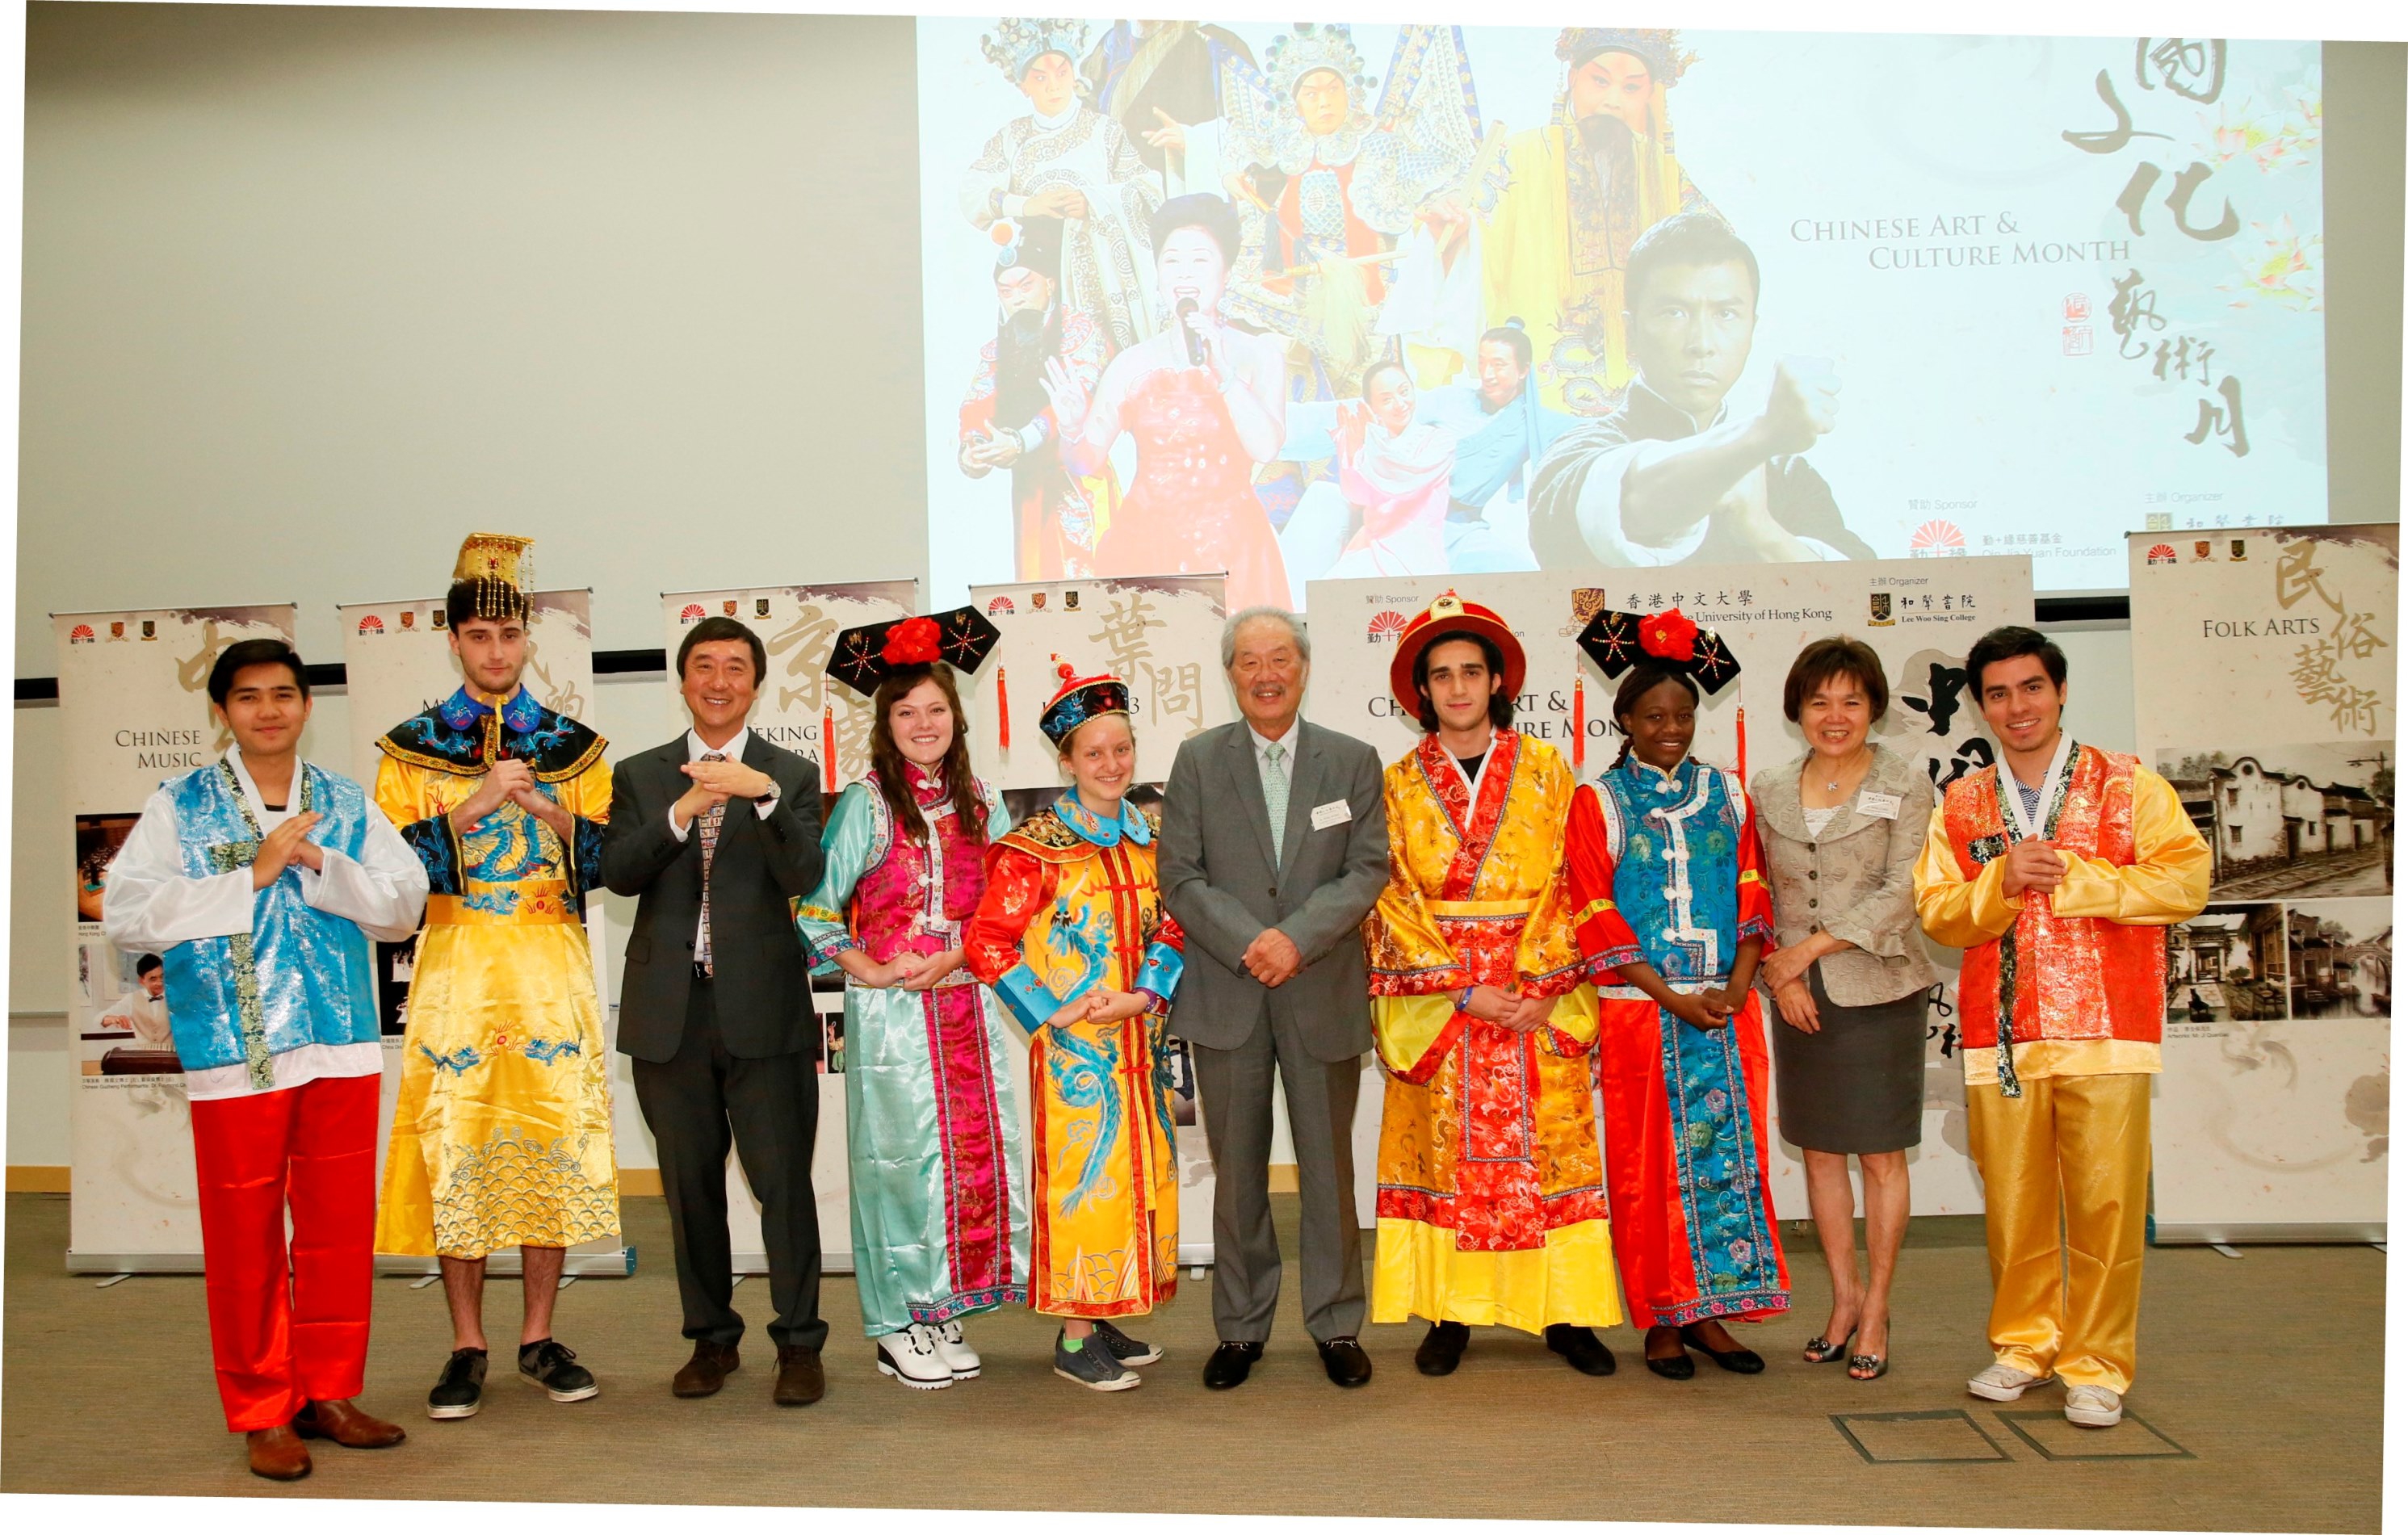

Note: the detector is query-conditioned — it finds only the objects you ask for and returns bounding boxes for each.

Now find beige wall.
[20,3,928,673]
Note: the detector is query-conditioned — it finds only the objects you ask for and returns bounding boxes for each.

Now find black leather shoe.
[1414,1321,1469,1377]
[1316,1335,1373,1387]
[1544,1323,1616,1377]
[1680,1322,1766,1374]
[1202,1341,1263,1390]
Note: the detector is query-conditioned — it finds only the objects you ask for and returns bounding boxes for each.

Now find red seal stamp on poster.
[2063,293,2091,322]
[2062,325,2093,356]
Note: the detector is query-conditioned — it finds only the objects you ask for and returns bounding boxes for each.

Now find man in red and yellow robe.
[1362,726,1619,1347]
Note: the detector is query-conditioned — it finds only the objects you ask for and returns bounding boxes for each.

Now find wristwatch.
[752,781,780,807]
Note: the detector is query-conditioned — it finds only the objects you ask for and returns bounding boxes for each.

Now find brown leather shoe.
[294,1399,407,1448]
[246,1424,313,1481]
[673,1340,740,1399]
[773,1344,824,1407]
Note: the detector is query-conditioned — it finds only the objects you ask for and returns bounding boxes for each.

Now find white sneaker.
[929,1319,981,1379]
[875,1325,954,1390]
[2064,1385,2124,1428]
[1966,1362,2054,1401]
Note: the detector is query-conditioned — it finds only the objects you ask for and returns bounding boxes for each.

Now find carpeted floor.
[0,1191,2381,1529]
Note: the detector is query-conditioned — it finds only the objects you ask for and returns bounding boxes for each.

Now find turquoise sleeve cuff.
[1135,942,1185,1009]
[995,962,1072,1033]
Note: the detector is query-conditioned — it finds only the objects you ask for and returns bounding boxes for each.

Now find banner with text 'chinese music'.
[2128,526,2393,1243]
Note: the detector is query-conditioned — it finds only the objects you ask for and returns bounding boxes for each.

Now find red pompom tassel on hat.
[1572,674,1586,771]
[822,703,837,792]
[996,667,1011,753]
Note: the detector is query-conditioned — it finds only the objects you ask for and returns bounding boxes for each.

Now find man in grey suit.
[1160,606,1389,1390]
[602,617,829,1407]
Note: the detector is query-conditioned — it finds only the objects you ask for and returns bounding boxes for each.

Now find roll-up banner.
[1309,557,2037,1222]
[659,581,919,1274]
[2128,526,2394,1244]
[967,572,1230,1260]
[63,604,298,1272]
[338,589,628,1276]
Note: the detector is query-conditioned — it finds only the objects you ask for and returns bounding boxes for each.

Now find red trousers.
[188,1072,380,1431]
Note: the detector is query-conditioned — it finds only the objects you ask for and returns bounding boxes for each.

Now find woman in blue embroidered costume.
[795,607,1030,1391]
[963,660,1185,1392]
[1563,607,1789,1381]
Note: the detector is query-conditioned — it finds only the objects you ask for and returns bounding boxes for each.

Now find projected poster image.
[917,23,2327,605]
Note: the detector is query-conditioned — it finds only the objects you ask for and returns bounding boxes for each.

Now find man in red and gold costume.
[1361,590,1620,1379]
[1915,626,2208,1431]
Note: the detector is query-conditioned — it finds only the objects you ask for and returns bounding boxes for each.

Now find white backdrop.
[1307,557,2037,1219]
[63,604,296,1271]
[338,590,631,1276]
[2128,526,2394,1242]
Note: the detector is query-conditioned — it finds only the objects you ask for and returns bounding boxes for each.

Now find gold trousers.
[1965,1071,2150,1392]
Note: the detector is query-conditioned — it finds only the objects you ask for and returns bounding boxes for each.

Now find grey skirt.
[1769,967,1930,1155]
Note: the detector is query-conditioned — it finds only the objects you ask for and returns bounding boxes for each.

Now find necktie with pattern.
[698,752,728,975]
[1261,740,1289,872]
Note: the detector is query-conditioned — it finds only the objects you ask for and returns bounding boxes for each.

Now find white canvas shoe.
[2064,1385,2125,1428]
[930,1319,981,1379]
[875,1325,954,1390]
[1966,1362,2054,1401]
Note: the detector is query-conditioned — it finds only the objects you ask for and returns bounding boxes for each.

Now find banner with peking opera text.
[338,589,626,1275]
[2128,526,2394,1243]
[1310,557,2035,1221]
[62,604,296,1271]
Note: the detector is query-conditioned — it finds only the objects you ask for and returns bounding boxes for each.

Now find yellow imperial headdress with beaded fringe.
[449,532,534,622]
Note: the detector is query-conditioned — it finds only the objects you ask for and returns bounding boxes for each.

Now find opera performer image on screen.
[957,214,1117,582]
[1046,192,1293,613]
[962,17,1161,354]
[1528,212,1873,568]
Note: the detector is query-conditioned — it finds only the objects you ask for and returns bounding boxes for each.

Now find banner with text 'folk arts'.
[2128,526,2393,1242]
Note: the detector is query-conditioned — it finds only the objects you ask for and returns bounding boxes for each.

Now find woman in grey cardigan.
[1751,636,1939,1382]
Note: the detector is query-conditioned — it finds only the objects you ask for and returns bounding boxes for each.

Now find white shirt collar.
[686,726,750,763]
[226,746,300,821]
[1030,100,1080,132]
[1248,719,1299,757]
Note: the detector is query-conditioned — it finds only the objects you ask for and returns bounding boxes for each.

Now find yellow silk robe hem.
[1371,1217,1622,1333]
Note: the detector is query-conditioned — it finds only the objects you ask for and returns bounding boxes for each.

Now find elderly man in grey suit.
[1160,606,1389,1390]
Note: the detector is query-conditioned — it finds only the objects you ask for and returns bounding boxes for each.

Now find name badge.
[1856,791,1903,820]
[1310,799,1353,830]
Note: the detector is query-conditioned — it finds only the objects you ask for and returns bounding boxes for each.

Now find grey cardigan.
[1750,743,1940,1008]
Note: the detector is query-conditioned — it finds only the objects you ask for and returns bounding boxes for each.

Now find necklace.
[1819,745,1873,793]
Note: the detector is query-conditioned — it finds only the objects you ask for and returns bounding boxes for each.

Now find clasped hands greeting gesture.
[1044,988,1154,1029]
[250,812,325,889]
[671,756,774,829]
[450,757,576,836]
[1459,983,1558,1036]
[839,946,966,995]
[1999,835,2068,900]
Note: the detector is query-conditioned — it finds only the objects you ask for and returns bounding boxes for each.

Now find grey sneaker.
[1053,1329,1140,1391]
[1092,1317,1163,1366]
[2064,1384,2124,1428]
[427,1348,487,1420]
[518,1339,599,1403]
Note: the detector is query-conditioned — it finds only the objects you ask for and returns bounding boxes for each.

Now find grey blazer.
[1158,719,1389,1061]
[1750,743,1940,1008]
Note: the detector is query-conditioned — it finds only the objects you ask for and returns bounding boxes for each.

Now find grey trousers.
[629,979,827,1353]
[1189,1013,1367,1344]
